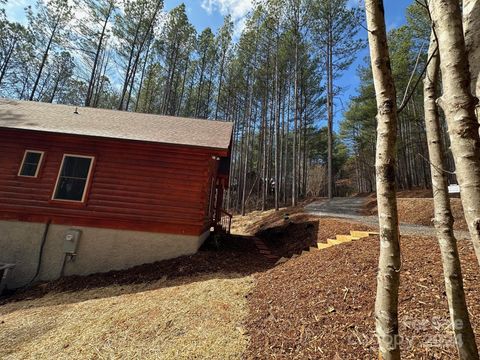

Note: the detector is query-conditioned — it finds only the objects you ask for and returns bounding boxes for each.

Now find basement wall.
[0,220,210,289]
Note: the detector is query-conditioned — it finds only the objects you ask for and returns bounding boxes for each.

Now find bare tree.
[463,0,480,119]
[429,0,480,267]
[364,0,402,358]
[424,29,479,359]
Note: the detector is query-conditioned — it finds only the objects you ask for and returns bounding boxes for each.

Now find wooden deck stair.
[275,230,379,265]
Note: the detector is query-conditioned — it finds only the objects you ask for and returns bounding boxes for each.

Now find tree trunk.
[214,48,227,120]
[0,39,16,87]
[429,0,480,267]
[365,1,402,358]
[463,0,480,119]
[118,18,143,110]
[424,30,479,359]
[85,3,113,107]
[29,19,59,101]
[292,33,299,206]
[327,7,334,199]
[274,34,280,211]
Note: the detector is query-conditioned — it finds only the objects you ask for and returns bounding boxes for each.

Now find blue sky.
[5,0,413,125]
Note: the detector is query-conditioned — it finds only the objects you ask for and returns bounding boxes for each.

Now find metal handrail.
[220,209,232,234]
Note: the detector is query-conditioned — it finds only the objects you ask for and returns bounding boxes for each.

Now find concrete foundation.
[0,220,210,289]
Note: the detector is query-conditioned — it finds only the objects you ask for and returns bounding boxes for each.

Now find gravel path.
[305,198,470,240]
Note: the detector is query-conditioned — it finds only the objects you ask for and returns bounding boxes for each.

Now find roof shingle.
[0,99,233,150]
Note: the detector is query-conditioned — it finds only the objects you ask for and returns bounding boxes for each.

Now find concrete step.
[309,246,319,252]
[301,250,309,255]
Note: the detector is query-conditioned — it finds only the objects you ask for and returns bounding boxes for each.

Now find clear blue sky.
[5,0,414,127]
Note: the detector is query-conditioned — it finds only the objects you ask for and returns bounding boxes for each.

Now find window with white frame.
[18,150,44,177]
[53,155,94,202]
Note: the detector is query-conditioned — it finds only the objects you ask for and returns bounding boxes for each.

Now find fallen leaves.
[245,218,480,359]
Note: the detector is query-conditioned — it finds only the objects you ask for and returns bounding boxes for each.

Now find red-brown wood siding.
[0,128,228,235]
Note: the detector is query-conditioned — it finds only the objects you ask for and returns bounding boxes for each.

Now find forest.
[0,0,468,213]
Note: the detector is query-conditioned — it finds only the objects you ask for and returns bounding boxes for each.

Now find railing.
[220,209,233,234]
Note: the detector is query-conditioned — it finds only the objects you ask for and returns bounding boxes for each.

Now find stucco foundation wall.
[0,220,210,289]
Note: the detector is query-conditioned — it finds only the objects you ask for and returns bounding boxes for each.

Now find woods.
[0,0,364,213]
[1,0,479,214]
[1,0,438,212]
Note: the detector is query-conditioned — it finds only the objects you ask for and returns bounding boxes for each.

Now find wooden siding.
[0,128,227,235]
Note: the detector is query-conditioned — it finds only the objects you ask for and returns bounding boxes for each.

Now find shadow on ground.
[1,213,349,309]
[0,233,273,308]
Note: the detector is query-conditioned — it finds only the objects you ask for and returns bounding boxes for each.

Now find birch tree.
[428,0,480,267]
[364,0,402,358]
[463,0,480,119]
[423,30,479,359]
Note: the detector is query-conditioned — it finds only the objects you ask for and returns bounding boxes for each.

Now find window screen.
[53,155,93,202]
[19,151,44,177]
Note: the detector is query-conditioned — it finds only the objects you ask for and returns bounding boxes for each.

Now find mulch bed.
[245,220,480,359]
[255,215,375,258]
[365,198,467,231]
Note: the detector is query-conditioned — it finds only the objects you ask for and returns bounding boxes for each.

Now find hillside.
[1,206,479,359]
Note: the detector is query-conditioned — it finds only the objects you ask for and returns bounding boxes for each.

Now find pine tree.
[27,0,72,101]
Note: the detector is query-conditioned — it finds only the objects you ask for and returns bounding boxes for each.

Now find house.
[0,99,233,289]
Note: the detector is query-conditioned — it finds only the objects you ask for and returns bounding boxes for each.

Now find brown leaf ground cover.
[245,227,480,359]
[365,197,467,230]
[255,215,374,258]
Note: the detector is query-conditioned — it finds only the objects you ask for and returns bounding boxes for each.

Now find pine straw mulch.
[365,197,467,231]
[245,226,480,359]
[1,273,254,360]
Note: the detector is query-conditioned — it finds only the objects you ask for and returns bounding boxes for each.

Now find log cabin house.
[0,99,233,289]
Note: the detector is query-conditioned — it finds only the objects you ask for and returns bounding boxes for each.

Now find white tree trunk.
[463,0,480,120]
[424,30,479,360]
[429,0,480,268]
[364,1,401,358]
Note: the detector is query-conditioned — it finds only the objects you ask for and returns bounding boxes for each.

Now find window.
[53,155,94,202]
[18,150,44,177]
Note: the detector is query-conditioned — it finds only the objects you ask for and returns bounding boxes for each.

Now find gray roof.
[0,99,233,150]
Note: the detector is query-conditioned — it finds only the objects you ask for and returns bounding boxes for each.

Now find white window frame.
[52,154,95,203]
[18,150,45,178]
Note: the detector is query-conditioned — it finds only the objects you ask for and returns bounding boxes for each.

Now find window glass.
[53,156,93,202]
[19,151,43,177]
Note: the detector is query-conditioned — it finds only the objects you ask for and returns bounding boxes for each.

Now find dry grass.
[0,273,254,360]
